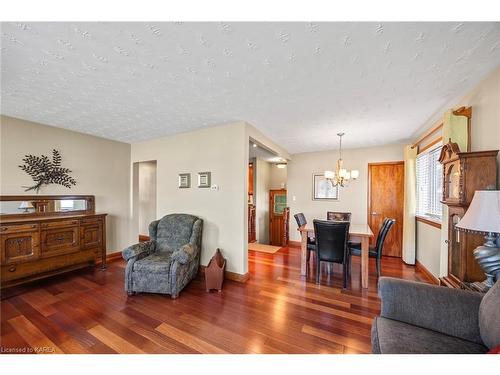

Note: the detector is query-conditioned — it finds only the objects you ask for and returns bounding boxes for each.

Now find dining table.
[298,223,374,289]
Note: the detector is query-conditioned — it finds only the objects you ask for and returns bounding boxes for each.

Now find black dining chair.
[313,219,350,288]
[349,218,395,278]
[326,211,351,222]
[294,213,316,262]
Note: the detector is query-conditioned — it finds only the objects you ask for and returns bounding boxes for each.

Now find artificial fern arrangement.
[19,149,77,193]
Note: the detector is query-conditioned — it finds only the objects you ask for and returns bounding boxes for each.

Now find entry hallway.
[0,246,432,354]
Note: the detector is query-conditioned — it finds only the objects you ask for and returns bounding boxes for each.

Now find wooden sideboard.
[0,195,107,289]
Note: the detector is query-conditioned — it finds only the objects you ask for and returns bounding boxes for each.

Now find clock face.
[448,164,460,199]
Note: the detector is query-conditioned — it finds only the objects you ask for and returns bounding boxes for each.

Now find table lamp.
[18,201,34,213]
[456,190,500,289]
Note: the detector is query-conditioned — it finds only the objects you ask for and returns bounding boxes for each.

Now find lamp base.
[473,233,500,290]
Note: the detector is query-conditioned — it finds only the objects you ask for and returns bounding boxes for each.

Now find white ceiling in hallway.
[1,22,500,153]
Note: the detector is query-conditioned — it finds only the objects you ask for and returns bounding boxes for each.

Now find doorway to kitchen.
[248,140,288,254]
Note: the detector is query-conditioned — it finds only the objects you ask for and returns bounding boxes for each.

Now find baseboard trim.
[199,265,250,283]
[288,240,301,248]
[415,260,440,285]
[95,251,123,265]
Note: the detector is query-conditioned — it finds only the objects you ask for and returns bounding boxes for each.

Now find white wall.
[137,161,157,235]
[413,66,500,278]
[255,158,271,244]
[131,122,248,274]
[0,115,132,253]
[287,143,404,242]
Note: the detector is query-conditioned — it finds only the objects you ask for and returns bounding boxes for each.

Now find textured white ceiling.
[1,22,500,153]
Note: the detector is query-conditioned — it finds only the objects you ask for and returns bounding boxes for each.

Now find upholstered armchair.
[122,214,203,299]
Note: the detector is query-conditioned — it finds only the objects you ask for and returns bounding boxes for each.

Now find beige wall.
[416,221,441,277]
[270,164,287,189]
[0,115,131,253]
[131,122,249,274]
[255,158,271,244]
[287,143,404,242]
[413,65,500,278]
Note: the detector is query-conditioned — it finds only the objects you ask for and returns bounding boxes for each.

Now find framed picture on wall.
[312,173,340,200]
[198,171,211,188]
[178,173,191,188]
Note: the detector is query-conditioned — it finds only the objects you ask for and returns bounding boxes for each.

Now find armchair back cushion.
[150,214,200,251]
[479,280,500,349]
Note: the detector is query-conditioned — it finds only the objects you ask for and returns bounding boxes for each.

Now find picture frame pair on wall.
[178,172,211,189]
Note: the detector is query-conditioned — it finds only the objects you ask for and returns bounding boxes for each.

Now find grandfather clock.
[438,140,498,289]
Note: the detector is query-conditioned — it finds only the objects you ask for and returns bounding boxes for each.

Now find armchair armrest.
[379,277,484,344]
[171,243,195,265]
[122,240,155,261]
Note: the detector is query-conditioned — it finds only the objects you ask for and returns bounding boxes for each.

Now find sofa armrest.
[122,240,155,261]
[379,277,484,344]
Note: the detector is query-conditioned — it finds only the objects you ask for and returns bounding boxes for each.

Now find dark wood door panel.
[269,189,287,246]
[81,222,103,250]
[368,162,404,257]
[1,231,40,265]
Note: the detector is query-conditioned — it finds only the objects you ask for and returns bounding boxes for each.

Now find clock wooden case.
[438,140,498,289]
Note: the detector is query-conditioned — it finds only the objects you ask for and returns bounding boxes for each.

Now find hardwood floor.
[0,246,432,354]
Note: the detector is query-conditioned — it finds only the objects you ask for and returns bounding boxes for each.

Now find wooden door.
[368,162,404,257]
[269,189,287,246]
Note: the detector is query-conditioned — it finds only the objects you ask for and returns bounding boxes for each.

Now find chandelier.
[324,132,359,187]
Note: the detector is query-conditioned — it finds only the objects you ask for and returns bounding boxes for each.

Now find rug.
[248,242,282,254]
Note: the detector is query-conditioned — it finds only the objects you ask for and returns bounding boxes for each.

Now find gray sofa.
[372,277,500,354]
[122,214,203,299]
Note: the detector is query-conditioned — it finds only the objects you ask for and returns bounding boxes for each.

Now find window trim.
[416,215,442,229]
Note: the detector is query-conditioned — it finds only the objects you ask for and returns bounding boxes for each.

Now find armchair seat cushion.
[133,253,173,274]
[372,317,488,354]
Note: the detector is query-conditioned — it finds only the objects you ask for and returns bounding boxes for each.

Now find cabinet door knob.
[9,266,16,272]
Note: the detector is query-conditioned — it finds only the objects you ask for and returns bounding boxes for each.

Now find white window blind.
[416,144,443,221]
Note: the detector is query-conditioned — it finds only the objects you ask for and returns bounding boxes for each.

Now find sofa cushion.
[479,280,500,349]
[133,253,173,274]
[372,317,488,354]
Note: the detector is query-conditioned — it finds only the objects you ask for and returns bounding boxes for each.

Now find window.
[416,144,443,221]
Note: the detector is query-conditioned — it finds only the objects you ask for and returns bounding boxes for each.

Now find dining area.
[294,212,395,290]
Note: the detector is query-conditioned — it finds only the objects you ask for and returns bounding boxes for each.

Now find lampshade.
[351,170,359,179]
[19,201,34,209]
[324,170,335,179]
[456,190,500,234]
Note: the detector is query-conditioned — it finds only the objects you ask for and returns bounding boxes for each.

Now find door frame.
[367,161,405,253]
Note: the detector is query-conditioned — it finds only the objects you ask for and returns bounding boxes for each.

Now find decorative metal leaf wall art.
[19,149,76,193]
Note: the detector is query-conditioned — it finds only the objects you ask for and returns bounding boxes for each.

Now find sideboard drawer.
[80,216,103,225]
[41,219,79,229]
[41,225,80,258]
[0,223,39,234]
